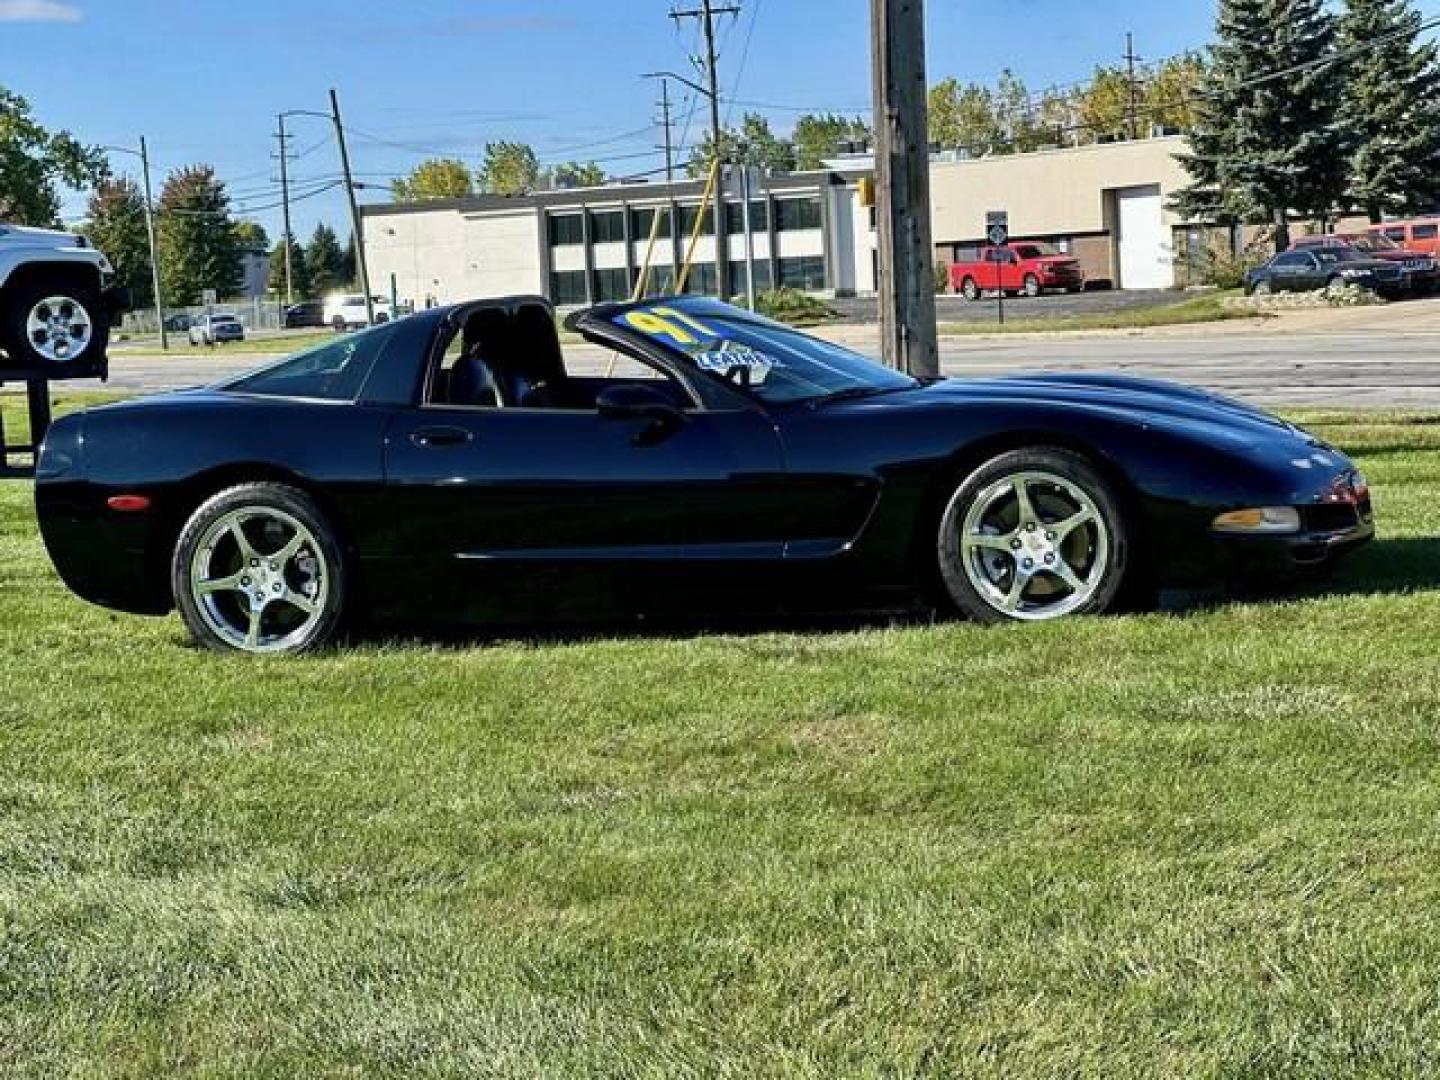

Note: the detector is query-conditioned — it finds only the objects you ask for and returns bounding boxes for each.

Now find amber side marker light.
[106,495,152,513]
[1211,507,1301,534]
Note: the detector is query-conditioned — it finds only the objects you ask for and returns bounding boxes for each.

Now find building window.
[682,262,718,295]
[778,256,826,291]
[775,197,821,232]
[727,260,773,297]
[589,209,626,244]
[677,204,713,237]
[548,213,584,247]
[635,265,675,297]
[594,267,631,302]
[630,206,672,239]
[724,200,769,234]
[549,269,588,306]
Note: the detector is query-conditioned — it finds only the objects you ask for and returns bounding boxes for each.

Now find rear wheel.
[332,316,347,332]
[961,277,981,301]
[937,448,1129,623]
[172,483,346,654]
[0,276,108,371]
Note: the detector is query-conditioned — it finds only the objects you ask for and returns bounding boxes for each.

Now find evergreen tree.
[85,177,152,310]
[1174,0,1348,251]
[304,223,346,296]
[268,235,311,300]
[157,165,242,306]
[1338,0,1440,221]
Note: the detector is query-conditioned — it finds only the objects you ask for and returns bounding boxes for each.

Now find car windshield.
[1316,250,1367,265]
[609,300,919,405]
[212,315,238,323]
[224,323,390,400]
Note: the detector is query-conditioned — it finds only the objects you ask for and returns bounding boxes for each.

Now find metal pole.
[1125,32,1141,141]
[277,113,294,307]
[701,0,729,298]
[329,88,374,326]
[138,137,167,350]
[740,164,757,310]
[660,78,681,285]
[870,0,939,376]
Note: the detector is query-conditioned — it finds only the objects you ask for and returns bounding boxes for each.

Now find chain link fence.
[119,298,288,336]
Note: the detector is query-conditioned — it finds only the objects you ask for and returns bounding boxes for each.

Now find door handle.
[410,426,473,448]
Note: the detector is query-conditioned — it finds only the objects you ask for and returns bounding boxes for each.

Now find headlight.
[1212,507,1302,534]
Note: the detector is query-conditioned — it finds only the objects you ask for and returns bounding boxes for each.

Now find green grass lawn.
[2,399,1440,1076]
[939,290,1260,336]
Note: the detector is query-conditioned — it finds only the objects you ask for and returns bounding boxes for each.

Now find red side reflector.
[107,495,152,513]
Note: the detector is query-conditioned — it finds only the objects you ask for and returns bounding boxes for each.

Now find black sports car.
[35,295,1374,654]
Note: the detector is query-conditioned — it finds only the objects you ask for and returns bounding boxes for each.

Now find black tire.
[961,277,981,302]
[936,447,1130,624]
[0,275,108,372]
[172,483,346,655]
[1023,274,1041,298]
[1250,280,1272,297]
[332,316,347,332]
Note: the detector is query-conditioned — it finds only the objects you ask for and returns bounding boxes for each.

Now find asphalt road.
[86,307,1440,410]
[832,288,1180,325]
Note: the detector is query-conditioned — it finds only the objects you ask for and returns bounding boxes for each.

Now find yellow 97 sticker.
[621,306,718,346]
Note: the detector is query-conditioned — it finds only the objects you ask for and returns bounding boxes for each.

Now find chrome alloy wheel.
[188,506,329,653]
[26,296,93,363]
[959,470,1110,621]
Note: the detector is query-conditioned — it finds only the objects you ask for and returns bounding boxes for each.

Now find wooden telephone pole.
[870,0,938,377]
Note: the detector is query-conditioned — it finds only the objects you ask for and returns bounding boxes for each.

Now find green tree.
[1173,0,1348,251]
[157,165,242,306]
[304,223,346,296]
[478,141,540,195]
[929,78,1003,156]
[1148,53,1208,131]
[1074,66,1134,143]
[995,70,1052,152]
[232,220,269,251]
[392,158,475,201]
[85,177,152,309]
[0,87,107,226]
[549,161,606,188]
[268,236,311,300]
[792,114,870,171]
[1338,0,1440,221]
[689,113,795,177]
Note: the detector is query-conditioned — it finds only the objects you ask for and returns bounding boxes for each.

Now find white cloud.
[0,1,83,22]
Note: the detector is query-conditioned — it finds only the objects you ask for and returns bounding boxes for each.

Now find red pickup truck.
[948,243,1086,300]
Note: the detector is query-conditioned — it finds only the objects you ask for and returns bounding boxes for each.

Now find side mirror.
[596,383,686,443]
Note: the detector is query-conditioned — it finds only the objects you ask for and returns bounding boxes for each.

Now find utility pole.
[1124,32,1143,141]
[275,113,295,307]
[656,76,681,283]
[670,0,740,297]
[137,137,167,351]
[870,0,938,377]
[329,87,374,326]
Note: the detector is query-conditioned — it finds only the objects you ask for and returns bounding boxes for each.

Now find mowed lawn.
[2,395,1440,1078]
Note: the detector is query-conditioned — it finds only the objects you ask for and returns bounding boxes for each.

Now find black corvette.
[35,295,1374,654]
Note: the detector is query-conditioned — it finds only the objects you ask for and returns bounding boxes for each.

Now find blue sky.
[3,0,1222,244]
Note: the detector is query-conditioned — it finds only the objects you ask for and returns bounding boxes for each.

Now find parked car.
[1366,218,1440,257]
[283,301,325,329]
[1246,248,1406,297]
[36,295,1373,654]
[188,313,245,346]
[322,293,392,331]
[163,313,192,333]
[0,222,130,377]
[1292,233,1440,295]
[949,243,1085,300]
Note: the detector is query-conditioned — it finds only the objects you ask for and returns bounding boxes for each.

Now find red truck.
[948,242,1086,300]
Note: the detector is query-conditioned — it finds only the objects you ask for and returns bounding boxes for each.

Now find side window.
[1274,253,1306,268]
[429,328,499,409]
[228,330,387,401]
[1385,227,1407,242]
[1413,223,1437,241]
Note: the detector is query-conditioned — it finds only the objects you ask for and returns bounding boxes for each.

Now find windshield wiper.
[812,385,908,406]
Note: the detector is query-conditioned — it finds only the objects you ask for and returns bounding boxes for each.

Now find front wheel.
[172,483,346,654]
[0,277,108,371]
[1022,274,1041,298]
[936,448,1129,623]
[960,277,981,302]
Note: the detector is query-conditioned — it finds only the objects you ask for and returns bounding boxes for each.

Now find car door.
[380,352,789,623]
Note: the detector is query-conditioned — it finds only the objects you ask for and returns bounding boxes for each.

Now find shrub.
[755,288,837,326]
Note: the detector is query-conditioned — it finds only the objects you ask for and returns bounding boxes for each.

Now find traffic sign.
[986,210,1009,248]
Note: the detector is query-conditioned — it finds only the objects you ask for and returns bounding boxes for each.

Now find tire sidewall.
[171,482,347,654]
[936,448,1129,624]
[1,277,108,373]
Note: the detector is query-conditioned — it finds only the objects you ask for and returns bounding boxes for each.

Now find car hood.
[843,372,1326,452]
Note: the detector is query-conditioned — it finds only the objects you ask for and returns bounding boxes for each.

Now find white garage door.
[1116,184,1172,290]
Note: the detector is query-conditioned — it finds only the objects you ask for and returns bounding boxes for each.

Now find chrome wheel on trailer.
[25,295,94,363]
[187,506,329,653]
